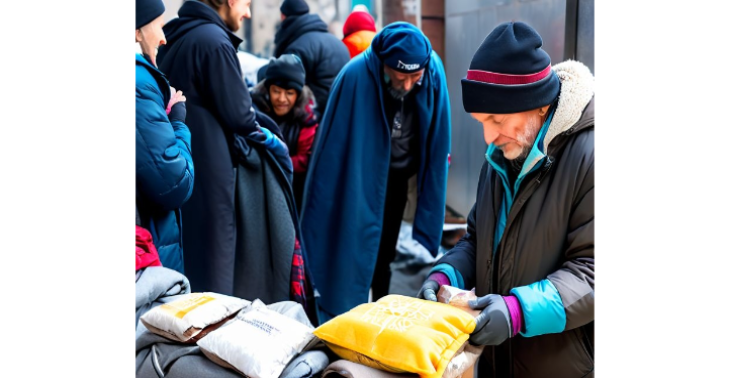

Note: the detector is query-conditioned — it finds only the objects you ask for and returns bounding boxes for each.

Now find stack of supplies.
[313,294,476,378]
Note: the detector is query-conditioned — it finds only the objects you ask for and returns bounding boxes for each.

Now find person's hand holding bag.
[468,294,523,346]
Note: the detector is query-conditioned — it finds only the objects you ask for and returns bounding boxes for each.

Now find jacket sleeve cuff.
[428,263,464,289]
[427,272,451,287]
[502,295,523,337]
[510,279,566,337]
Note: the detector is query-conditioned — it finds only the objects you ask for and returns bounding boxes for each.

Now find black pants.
[371,169,411,301]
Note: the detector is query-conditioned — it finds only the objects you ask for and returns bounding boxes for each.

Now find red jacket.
[291,99,319,173]
[136,225,162,271]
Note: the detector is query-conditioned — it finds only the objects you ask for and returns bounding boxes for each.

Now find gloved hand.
[249,126,293,181]
[258,126,289,155]
[167,87,187,123]
[416,279,440,302]
[468,294,513,346]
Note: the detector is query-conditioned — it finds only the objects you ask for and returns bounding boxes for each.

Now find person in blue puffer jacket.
[135,0,194,274]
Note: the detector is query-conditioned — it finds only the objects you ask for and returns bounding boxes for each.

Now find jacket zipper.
[491,157,553,293]
[536,156,553,183]
[490,159,553,378]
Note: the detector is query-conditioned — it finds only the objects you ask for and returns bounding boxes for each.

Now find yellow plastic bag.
[313,295,476,378]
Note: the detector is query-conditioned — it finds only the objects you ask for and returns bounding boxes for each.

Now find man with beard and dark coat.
[156,0,289,294]
[417,22,595,378]
[251,54,319,211]
[300,22,451,323]
[274,0,350,118]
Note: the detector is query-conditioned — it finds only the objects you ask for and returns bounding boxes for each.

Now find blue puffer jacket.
[135,53,194,274]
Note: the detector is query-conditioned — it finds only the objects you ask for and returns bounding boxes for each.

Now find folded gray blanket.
[135,266,191,326]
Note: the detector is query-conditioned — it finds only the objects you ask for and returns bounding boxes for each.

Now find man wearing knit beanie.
[135,0,194,274]
[418,21,595,378]
[342,7,377,58]
[300,22,451,324]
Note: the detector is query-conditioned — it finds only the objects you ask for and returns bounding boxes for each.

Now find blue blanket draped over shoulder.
[300,25,451,320]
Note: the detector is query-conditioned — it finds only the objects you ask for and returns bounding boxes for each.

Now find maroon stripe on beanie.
[466,65,551,85]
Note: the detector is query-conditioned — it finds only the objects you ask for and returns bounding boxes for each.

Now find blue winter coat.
[135,54,194,274]
[157,1,261,294]
[274,13,350,119]
[300,44,451,320]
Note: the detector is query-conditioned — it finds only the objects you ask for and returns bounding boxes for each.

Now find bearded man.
[300,22,452,323]
[417,21,595,378]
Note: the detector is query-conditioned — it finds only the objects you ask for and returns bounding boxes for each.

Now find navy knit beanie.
[280,0,309,17]
[461,21,560,114]
[265,54,306,93]
[136,0,165,30]
[257,63,269,84]
[372,22,432,74]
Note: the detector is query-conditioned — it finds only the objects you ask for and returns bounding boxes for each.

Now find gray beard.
[516,144,533,161]
[387,85,411,100]
[504,113,542,161]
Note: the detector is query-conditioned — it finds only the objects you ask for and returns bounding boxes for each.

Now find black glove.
[468,294,512,346]
[168,101,186,123]
[416,279,440,302]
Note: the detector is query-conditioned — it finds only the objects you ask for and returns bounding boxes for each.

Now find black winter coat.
[157,1,259,294]
[274,13,350,118]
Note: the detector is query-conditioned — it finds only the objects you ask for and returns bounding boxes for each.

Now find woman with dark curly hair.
[251,54,319,210]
